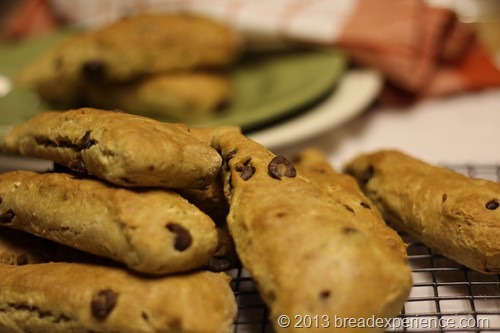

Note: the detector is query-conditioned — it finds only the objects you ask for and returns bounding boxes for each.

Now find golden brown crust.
[0,263,236,333]
[211,129,412,332]
[2,108,222,189]
[177,176,229,227]
[0,228,114,266]
[0,170,218,275]
[83,72,233,122]
[344,149,500,274]
[293,148,408,261]
[17,14,242,107]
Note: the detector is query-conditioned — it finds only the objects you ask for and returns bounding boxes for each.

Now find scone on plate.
[18,13,242,90]
[82,72,232,121]
[16,13,242,120]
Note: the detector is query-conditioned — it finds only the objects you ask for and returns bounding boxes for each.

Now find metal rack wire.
[229,164,500,333]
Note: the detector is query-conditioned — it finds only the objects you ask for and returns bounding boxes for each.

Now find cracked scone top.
[2,108,223,189]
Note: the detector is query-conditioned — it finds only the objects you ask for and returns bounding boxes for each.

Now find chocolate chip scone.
[212,129,412,332]
[293,148,408,262]
[0,228,113,266]
[344,149,500,274]
[0,262,236,333]
[82,72,232,121]
[17,14,242,107]
[0,170,219,275]
[2,108,222,189]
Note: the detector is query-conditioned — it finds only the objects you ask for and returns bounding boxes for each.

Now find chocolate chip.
[342,227,358,234]
[82,60,106,80]
[319,290,331,300]
[166,223,192,251]
[0,209,15,224]
[240,165,256,181]
[225,150,237,162]
[442,193,448,202]
[207,257,232,272]
[360,202,371,209]
[359,165,374,185]
[235,159,255,180]
[268,156,296,180]
[214,100,229,114]
[275,211,287,218]
[486,199,499,210]
[344,205,355,214]
[91,289,118,320]
[312,167,326,174]
[80,131,96,149]
[266,291,276,303]
[168,317,182,329]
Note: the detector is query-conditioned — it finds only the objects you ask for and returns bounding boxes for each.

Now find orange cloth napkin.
[8,0,500,104]
[337,0,500,104]
[3,0,59,40]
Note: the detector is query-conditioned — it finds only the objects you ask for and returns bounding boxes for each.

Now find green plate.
[0,30,346,139]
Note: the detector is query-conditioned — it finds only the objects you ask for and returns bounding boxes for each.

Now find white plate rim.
[247,69,382,151]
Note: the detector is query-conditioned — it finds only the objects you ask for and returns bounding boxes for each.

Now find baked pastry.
[82,72,232,121]
[2,108,222,189]
[212,129,412,332]
[344,149,500,274]
[17,14,242,107]
[0,170,219,275]
[0,262,236,333]
[293,148,408,261]
[177,176,229,227]
[179,126,241,225]
[0,227,113,266]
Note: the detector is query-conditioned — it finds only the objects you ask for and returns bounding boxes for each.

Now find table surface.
[274,87,500,170]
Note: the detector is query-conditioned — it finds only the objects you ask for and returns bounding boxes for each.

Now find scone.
[344,149,500,274]
[0,263,236,333]
[0,228,110,266]
[0,170,219,275]
[211,129,412,332]
[82,72,232,121]
[17,14,242,107]
[293,148,408,261]
[2,108,222,189]
[0,215,234,272]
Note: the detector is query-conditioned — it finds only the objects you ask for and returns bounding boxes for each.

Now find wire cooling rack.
[228,164,500,333]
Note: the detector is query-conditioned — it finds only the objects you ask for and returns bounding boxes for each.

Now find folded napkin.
[10,0,500,104]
